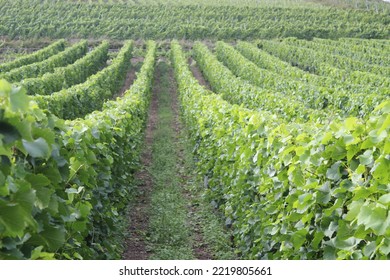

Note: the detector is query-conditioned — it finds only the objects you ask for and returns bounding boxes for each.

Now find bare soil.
[114,57,144,98]
[188,57,212,90]
[131,57,144,64]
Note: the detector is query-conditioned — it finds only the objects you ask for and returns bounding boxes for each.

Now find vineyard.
[0,0,389,261]
[0,0,389,39]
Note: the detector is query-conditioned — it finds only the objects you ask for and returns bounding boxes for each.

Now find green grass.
[147,61,194,259]
[145,59,236,259]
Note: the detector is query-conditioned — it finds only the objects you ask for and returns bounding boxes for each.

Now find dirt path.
[114,57,144,99]
[122,57,158,260]
[123,57,230,260]
[169,63,213,260]
[188,57,212,90]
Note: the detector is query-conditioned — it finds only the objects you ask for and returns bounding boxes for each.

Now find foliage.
[0,0,388,40]
[20,41,109,95]
[0,41,156,259]
[172,40,390,260]
[281,37,390,77]
[193,41,329,122]
[0,40,88,82]
[34,41,133,119]
[215,41,337,113]
[236,41,389,119]
[0,39,66,73]
[287,37,390,66]
[258,40,390,88]
[0,23,389,260]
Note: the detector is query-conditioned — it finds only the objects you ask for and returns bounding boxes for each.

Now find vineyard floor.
[115,57,143,99]
[121,58,158,260]
[188,57,211,90]
[123,59,234,260]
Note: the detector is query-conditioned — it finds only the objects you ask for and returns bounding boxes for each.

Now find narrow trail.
[123,57,232,260]
[114,57,144,99]
[122,57,158,260]
[169,62,213,260]
[146,59,194,259]
[188,56,212,90]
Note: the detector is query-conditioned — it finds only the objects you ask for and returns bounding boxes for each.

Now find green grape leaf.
[31,227,65,251]
[312,231,325,250]
[372,158,390,184]
[0,202,26,237]
[357,205,389,235]
[291,228,308,250]
[358,150,373,166]
[379,238,390,255]
[35,186,54,210]
[25,174,51,188]
[10,86,29,112]
[326,162,341,181]
[40,227,65,251]
[30,246,55,260]
[334,236,359,250]
[379,193,390,205]
[345,117,359,131]
[22,138,50,159]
